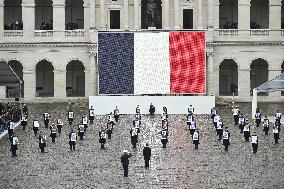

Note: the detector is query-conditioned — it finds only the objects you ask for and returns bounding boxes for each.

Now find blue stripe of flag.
[98,33,134,94]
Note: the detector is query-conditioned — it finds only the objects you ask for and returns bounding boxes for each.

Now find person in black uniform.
[78,123,85,140]
[82,114,88,132]
[263,116,269,136]
[43,110,50,129]
[273,124,280,144]
[68,109,74,126]
[69,129,77,151]
[50,123,57,143]
[11,133,19,157]
[33,117,40,136]
[143,143,151,169]
[130,126,138,148]
[39,133,47,153]
[99,127,107,149]
[222,127,230,151]
[149,103,155,116]
[251,133,258,153]
[57,116,63,135]
[121,150,132,177]
[21,114,27,130]
[114,106,120,122]
[23,104,28,118]
[136,105,141,114]
[106,121,114,140]
[89,106,95,124]
[243,122,251,142]
[255,108,262,127]
[160,126,168,148]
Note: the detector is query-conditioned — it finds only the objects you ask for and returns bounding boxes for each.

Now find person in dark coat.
[68,110,74,126]
[238,113,245,133]
[232,106,240,125]
[114,106,119,122]
[69,129,77,151]
[57,116,63,135]
[130,127,138,148]
[121,150,132,177]
[143,143,151,169]
[160,127,168,148]
[243,122,251,142]
[192,129,199,149]
[89,106,95,124]
[251,133,258,153]
[21,114,27,130]
[11,133,19,157]
[273,125,280,144]
[78,123,85,140]
[255,108,262,127]
[211,107,217,123]
[82,114,88,132]
[263,116,269,136]
[149,103,155,116]
[222,127,230,151]
[23,104,28,118]
[106,121,114,140]
[216,119,223,140]
[99,127,107,149]
[43,110,50,129]
[33,118,40,136]
[49,123,57,143]
[39,134,47,153]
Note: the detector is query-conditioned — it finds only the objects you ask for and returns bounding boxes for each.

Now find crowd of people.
[0,102,22,134]
[2,102,283,176]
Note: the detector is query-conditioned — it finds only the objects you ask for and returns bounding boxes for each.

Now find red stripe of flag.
[169,32,206,94]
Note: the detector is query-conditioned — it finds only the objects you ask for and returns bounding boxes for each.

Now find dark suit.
[143,147,151,169]
[121,153,132,177]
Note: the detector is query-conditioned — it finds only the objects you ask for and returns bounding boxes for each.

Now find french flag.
[98,32,206,94]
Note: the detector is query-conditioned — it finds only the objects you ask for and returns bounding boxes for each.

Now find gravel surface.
[0,101,284,189]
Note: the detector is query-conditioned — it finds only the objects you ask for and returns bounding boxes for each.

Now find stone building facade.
[0,0,283,101]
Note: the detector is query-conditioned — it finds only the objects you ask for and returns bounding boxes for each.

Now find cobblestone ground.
[0,102,284,189]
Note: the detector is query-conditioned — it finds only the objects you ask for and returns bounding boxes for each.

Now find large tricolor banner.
[98,32,206,94]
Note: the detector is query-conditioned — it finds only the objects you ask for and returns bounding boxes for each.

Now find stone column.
[100,0,106,30]
[123,0,129,29]
[23,70,36,99]
[163,0,170,29]
[206,49,215,95]
[85,70,91,96]
[238,68,251,98]
[0,86,6,99]
[84,0,90,32]
[213,0,219,29]
[22,0,35,38]
[53,0,65,37]
[89,50,97,95]
[207,0,213,28]
[89,0,96,29]
[238,0,250,35]
[54,70,66,99]
[197,0,203,29]
[269,0,282,35]
[0,0,4,37]
[133,0,139,29]
[174,0,180,29]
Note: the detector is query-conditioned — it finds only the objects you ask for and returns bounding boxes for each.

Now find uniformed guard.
[69,129,77,151]
[21,114,27,130]
[57,116,63,135]
[163,106,168,115]
[160,127,168,148]
[133,117,141,134]
[238,114,245,133]
[50,123,57,143]
[135,113,142,121]
[89,106,95,124]
[82,114,88,132]
[255,108,262,127]
[273,125,280,144]
[211,107,217,123]
[275,110,282,126]
[222,127,230,151]
[43,110,50,129]
[106,121,114,140]
[108,112,114,124]
[251,133,258,153]
[243,122,251,142]
[130,126,138,148]
[121,150,132,177]
[189,121,197,136]
[8,121,15,139]
[39,134,47,153]
[33,117,40,136]
[68,110,74,125]
[11,133,19,157]
[114,106,119,122]
[192,129,199,149]
[99,127,107,149]
[213,113,220,130]
[232,106,240,125]
[23,104,29,118]
[136,105,141,114]
[161,113,167,125]
[78,123,85,140]
[217,119,224,140]
[149,103,155,116]
[188,105,194,115]
[143,143,151,169]
[263,116,269,136]
[186,113,194,130]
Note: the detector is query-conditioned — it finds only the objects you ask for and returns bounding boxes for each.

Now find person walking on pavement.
[121,150,132,177]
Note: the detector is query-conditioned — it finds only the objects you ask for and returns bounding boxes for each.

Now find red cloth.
[170,32,206,94]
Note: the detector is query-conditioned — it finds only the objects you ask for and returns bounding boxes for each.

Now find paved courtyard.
[0,102,284,188]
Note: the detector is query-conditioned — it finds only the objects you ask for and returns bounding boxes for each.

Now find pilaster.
[22,0,35,38]
[54,70,66,98]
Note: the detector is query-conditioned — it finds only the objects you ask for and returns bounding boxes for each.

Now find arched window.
[219,59,238,96]
[66,60,85,97]
[250,58,268,96]
[6,60,23,98]
[36,60,54,97]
